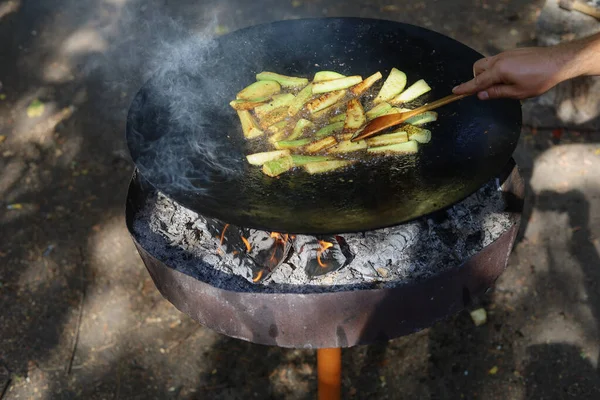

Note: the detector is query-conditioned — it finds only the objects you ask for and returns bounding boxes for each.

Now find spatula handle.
[416,93,470,114]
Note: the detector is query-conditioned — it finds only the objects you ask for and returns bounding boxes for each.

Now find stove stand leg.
[317,348,342,400]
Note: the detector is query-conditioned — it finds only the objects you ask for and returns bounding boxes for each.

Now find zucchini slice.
[262,155,294,177]
[256,72,309,88]
[287,84,314,116]
[254,93,295,119]
[312,76,363,94]
[307,90,347,114]
[288,118,314,140]
[246,150,291,165]
[236,110,264,139]
[365,131,408,147]
[343,98,366,132]
[290,155,333,165]
[367,140,418,154]
[391,79,431,104]
[303,160,353,174]
[313,71,346,82]
[365,102,392,120]
[229,97,270,110]
[304,136,338,153]
[350,71,383,96]
[315,121,344,138]
[237,80,281,100]
[374,68,407,103]
[327,140,368,153]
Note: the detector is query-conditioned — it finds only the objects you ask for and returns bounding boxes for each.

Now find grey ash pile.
[132,179,514,293]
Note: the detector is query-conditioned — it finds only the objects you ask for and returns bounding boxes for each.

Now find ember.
[317,241,333,268]
[132,175,515,291]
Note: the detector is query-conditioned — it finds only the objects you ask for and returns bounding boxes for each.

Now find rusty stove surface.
[125,159,524,348]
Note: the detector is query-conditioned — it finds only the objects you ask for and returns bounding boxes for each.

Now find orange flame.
[317,240,333,268]
[241,236,251,252]
[268,232,289,262]
[219,224,230,246]
[253,270,264,282]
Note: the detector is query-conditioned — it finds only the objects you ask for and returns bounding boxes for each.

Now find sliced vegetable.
[268,130,288,144]
[313,71,346,82]
[229,97,270,110]
[350,71,383,96]
[374,68,407,103]
[327,140,367,153]
[291,155,333,165]
[237,80,281,100]
[303,160,353,174]
[262,155,294,177]
[315,121,344,138]
[391,79,431,104]
[307,90,347,114]
[246,150,291,166]
[254,94,295,118]
[365,102,392,120]
[311,103,339,120]
[367,140,418,154]
[288,84,313,116]
[236,110,263,139]
[312,76,363,94]
[256,72,308,88]
[405,126,432,143]
[404,111,438,126]
[329,113,346,123]
[344,98,366,132]
[258,107,289,129]
[288,119,314,140]
[274,138,313,149]
[304,136,337,153]
[365,131,408,147]
[267,120,288,135]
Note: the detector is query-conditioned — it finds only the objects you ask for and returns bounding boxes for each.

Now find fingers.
[477,84,521,100]
[452,68,500,95]
[473,56,494,76]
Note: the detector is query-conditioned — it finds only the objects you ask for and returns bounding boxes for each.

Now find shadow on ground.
[4,0,600,399]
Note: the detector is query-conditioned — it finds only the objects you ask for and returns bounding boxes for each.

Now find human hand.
[452,46,572,100]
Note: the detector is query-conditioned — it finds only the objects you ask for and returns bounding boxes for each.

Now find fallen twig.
[67,247,86,375]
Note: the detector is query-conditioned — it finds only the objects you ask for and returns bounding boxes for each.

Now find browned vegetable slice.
[343,98,366,133]
[365,131,408,147]
[237,80,281,100]
[258,107,289,129]
[287,84,313,116]
[267,120,288,135]
[307,90,347,114]
[303,160,353,174]
[329,113,346,123]
[350,71,383,96]
[304,136,337,153]
[236,110,264,139]
[254,94,295,118]
[229,97,270,110]
[327,140,367,153]
[367,140,418,154]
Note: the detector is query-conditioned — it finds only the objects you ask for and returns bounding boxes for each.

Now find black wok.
[126,17,521,234]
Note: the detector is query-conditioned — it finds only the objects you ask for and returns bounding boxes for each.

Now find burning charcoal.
[246,231,292,280]
[304,236,346,278]
[204,218,247,255]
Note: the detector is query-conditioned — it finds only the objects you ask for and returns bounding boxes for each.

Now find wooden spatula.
[351,93,471,142]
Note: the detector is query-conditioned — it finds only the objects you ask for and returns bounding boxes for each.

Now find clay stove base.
[125,159,524,349]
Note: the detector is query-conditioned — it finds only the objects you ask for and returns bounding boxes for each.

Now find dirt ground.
[2,0,600,399]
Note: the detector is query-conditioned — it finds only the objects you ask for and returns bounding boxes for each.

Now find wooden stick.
[352,93,470,141]
[317,348,342,400]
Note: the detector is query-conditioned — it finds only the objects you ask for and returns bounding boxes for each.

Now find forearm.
[558,32,600,80]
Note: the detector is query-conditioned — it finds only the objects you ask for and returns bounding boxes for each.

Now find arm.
[452,32,600,100]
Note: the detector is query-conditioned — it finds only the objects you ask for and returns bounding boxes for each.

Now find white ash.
[132,179,515,293]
